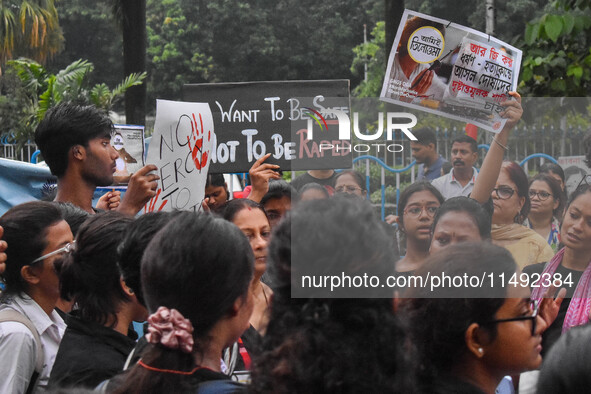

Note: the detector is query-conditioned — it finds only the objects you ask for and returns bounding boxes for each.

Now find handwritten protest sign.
[183,80,351,173]
[381,9,522,133]
[145,100,214,212]
[111,125,145,185]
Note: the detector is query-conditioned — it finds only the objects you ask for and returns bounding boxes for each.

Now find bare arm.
[470,91,523,204]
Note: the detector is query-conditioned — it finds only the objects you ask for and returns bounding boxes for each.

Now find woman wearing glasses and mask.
[0,201,73,393]
[402,242,557,394]
[525,174,566,253]
[394,182,444,275]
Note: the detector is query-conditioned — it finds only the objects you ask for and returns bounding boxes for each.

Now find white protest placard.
[145,100,214,212]
[380,9,522,133]
[111,124,145,185]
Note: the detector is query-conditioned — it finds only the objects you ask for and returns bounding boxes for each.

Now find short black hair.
[117,212,182,307]
[205,173,225,188]
[260,180,298,205]
[451,134,478,153]
[411,128,437,147]
[34,102,114,177]
[0,201,64,299]
[432,196,492,240]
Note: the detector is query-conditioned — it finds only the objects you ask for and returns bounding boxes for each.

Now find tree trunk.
[122,0,146,125]
[385,0,405,57]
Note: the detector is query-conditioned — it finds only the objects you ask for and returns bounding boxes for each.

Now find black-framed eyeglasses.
[31,241,75,265]
[483,300,539,336]
[403,206,439,218]
[528,190,553,201]
[492,187,515,200]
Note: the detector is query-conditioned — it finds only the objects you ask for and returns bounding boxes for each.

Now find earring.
[478,347,483,355]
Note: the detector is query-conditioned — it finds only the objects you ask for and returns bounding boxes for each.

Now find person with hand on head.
[34,102,159,216]
[203,173,229,213]
[0,201,73,393]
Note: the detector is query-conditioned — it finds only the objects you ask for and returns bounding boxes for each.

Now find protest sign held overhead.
[111,125,145,185]
[145,100,214,212]
[183,80,351,173]
[381,9,522,133]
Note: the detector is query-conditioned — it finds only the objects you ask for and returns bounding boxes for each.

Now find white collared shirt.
[431,167,479,200]
[0,294,66,393]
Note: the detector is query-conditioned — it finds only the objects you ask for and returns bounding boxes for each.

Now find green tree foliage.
[0,58,145,147]
[0,0,63,68]
[146,0,212,102]
[519,0,591,96]
[48,0,122,92]
[351,21,386,97]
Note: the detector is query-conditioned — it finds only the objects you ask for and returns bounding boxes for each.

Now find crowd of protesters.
[1,92,591,394]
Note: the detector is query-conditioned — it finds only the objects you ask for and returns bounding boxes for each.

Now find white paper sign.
[145,99,214,212]
[380,9,522,133]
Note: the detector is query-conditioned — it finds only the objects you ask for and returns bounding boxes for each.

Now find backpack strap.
[0,309,45,391]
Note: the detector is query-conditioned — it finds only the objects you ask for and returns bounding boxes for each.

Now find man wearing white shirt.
[431,135,479,199]
[0,201,73,393]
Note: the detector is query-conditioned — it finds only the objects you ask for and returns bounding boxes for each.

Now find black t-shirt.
[523,262,584,357]
[290,172,337,193]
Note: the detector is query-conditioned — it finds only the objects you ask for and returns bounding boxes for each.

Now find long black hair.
[0,201,64,300]
[113,212,254,394]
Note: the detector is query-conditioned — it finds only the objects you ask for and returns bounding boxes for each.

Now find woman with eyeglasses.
[402,242,555,394]
[483,161,555,269]
[525,174,566,253]
[395,182,444,275]
[334,170,367,198]
[0,201,73,393]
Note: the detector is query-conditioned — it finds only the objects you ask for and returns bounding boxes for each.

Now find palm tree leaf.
[111,71,147,97]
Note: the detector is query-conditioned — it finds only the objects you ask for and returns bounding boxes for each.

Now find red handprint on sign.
[145,188,168,213]
[186,113,211,171]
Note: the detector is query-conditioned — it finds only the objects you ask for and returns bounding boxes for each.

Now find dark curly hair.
[249,198,412,393]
